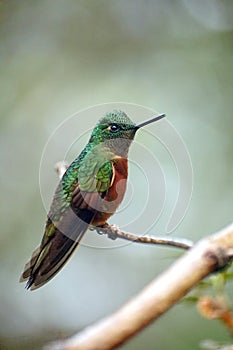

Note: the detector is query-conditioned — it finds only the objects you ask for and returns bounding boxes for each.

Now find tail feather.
[19,246,41,282]
[27,235,80,290]
[20,214,92,290]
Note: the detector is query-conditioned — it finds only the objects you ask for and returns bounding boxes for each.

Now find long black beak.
[135,113,166,130]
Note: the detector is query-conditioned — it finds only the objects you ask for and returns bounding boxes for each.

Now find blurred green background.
[1,1,233,349]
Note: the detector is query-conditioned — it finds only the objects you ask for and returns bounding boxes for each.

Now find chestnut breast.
[93,157,128,226]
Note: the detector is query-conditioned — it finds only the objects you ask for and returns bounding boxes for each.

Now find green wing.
[77,149,113,192]
[20,153,114,290]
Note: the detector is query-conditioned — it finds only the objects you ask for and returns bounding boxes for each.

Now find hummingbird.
[20,110,165,290]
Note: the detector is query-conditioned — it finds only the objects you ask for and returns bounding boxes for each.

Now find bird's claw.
[95,223,119,240]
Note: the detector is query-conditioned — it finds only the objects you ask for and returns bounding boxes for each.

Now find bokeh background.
[1,1,233,349]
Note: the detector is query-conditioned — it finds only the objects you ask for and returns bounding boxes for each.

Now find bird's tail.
[19,229,82,290]
[19,204,94,290]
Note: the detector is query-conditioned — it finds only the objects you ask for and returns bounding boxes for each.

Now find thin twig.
[54,160,69,179]
[94,224,192,250]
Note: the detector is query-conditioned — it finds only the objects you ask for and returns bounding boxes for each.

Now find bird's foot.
[95,223,120,240]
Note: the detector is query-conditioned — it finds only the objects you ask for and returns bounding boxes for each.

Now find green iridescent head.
[88,110,166,157]
[89,110,137,145]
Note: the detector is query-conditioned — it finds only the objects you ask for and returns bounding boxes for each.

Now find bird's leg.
[94,223,120,240]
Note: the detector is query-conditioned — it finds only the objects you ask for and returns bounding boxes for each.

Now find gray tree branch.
[44,221,233,350]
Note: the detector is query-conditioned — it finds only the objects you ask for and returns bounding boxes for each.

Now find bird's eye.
[107,124,120,133]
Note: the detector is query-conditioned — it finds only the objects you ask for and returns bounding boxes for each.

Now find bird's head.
[89,110,165,157]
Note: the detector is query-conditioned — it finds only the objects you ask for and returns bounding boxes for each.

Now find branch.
[94,224,192,250]
[44,223,233,350]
